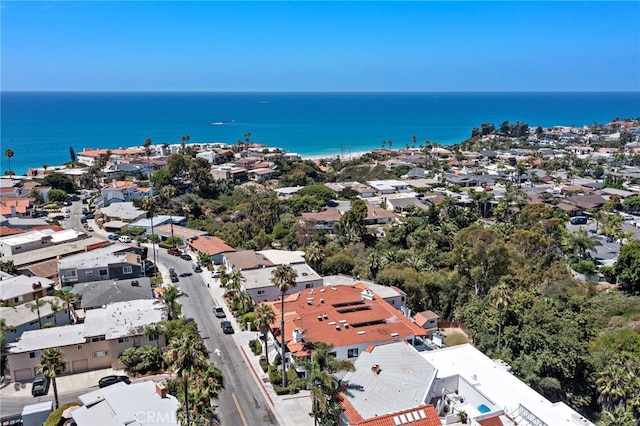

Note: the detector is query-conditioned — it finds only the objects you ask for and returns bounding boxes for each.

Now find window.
[305,283,314,289]
[99,269,108,276]
[29,320,39,326]
[85,271,93,276]
[118,337,129,344]
[64,270,76,277]
[91,336,106,342]
[148,335,157,342]
[93,350,108,358]
[77,345,83,350]
[347,348,359,358]
[122,265,133,275]
[29,351,42,359]
[257,290,266,295]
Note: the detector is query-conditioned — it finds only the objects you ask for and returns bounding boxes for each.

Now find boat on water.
[211,120,234,125]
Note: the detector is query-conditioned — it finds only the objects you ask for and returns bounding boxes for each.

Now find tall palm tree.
[4,148,14,176]
[596,363,628,412]
[271,264,298,388]
[39,348,65,408]
[300,342,355,425]
[180,135,190,154]
[491,282,511,351]
[27,297,46,329]
[563,228,602,260]
[254,303,276,365]
[164,335,209,425]
[53,290,76,323]
[141,196,157,269]
[48,299,62,326]
[143,138,153,179]
[162,285,188,321]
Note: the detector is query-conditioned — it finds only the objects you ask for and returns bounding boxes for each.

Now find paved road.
[157,250,278,426]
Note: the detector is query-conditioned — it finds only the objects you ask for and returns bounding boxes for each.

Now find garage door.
[72,359,89,373]
[14,368,33,382]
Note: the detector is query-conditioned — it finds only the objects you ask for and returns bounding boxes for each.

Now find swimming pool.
[477,404,491,414]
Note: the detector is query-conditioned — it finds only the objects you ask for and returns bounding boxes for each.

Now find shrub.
[44,403,81,426]
[241,312,255,329]
[259,358,268,372]
[249,338,262,356]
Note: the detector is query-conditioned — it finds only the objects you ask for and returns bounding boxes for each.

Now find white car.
[622,214,634,221]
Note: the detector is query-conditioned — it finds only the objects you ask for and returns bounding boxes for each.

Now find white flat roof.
[421,344,594,425]
[8,324,85,353]
[242,263,320,290]
[342,342,436,419]
[258,249,306,265]
[57,243,132,269]
[0,295,64,327]
[83,299,167,339]
[0,275,55,300]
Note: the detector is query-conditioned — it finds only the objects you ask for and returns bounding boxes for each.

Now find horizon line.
[2,90,640,94]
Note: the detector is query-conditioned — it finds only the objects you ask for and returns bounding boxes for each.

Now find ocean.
[2,91,639,176]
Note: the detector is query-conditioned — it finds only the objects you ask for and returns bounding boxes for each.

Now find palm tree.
[54,290,76,323]
[48,299,62,326]
[300,342,355,426]
[305,242,324,272]
[254,303,276,365]
[143,138,153,179]
[491,282,511,351]
[162,285,188,321]
[193,362,225,405]
[271,264,298,387]
[27,297,46,329]
[563,228,602,260]
[180,135,190,154]
[141,197,157,269]
[164,335,209,425]
[4,148,14,176]
[145,322,165,351]
[597,363,628,412]
[39,348,65,408]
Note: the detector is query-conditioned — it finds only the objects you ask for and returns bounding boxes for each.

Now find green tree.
[305,241,324,272]
[491,282,511,351]
[54,290,76,323]
[162,285,188,320]
[48,189,67,203]
[4,148,14,176]
[614,241,640,293]
[48,299,62,326]
[39,348,65,409]
[271,264,298,387]
[43,173,75,193]
[164,334,209,425]
[167,153,189,177]
[150,169,173,191]
[298,184,335,204]
[69,146,76,164]
[0,319,16,377]
[563,228,602,260]
[145,322,165,351]
[253,303,276,365]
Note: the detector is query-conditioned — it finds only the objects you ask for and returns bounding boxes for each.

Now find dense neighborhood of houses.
[2,119,640,425]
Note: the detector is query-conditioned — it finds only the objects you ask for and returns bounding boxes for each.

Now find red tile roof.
[187,235,235,256]
[0,197,34,216]
[413,310,439,328]
[341,399,441,426]
[267,284,427,356]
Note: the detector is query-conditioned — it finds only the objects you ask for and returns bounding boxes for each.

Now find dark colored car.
[179,253,192,261]
[221,321,234,334]
[214,307,226,318]
[167,248,182,256]
[84,213,95,219]
[31,373,50,397]
[98,375,131,388]
[170,274,179,282]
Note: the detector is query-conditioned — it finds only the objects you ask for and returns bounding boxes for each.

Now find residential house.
[223,250,275,272]
[364,204,398,224]
[413,310,440,336]
[383,196,430,214]
[241,262,322,303]
[323,276,407,310]
[7,299,167,381]
[58,243,143,286]
[99,180,153,207]
[0,296,71,343]
[99,202,148,232]
[366,180,410,195]
[152,223,208,244]
[266,285,427,366]
[0,275,54,306]
[566,194,606,213]
[72,381,179,426]
[248,167,275,181]
[300,207,342,232]
[187,235,235,265]
[211,164,248,182]
[7,237,110,272]
[421,344,594,425]
[0,229,85,257]
[339,341,441,426]
[73,277,154,310]
[0,197,35,218]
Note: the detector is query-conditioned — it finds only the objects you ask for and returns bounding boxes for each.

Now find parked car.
[221,321,234,334]
[211,270,222,278]
[167,248,182,256]
[170,274,179,283]
[622,214,634,220]
[31,373,50,397]
[84,213,95,219]
[98,375,130,388]
[214,307,226,318]
[179,253,192,261]
[119,235,132,243]
[86,226,94,232]
[193,263,202,273]
[108,234,118,240]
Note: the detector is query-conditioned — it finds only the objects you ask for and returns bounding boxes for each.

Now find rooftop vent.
[390,332,399,337]
[319,289,326,292]
[327,321,336,326]
[317,315,323,321]
[357,331,366,335]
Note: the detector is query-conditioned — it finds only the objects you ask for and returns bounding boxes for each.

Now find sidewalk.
[200,265,314,426]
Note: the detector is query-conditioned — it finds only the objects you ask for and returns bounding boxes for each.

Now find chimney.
[155,382,167,398]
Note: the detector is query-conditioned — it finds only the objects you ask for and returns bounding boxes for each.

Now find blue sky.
[1,1,639,92]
